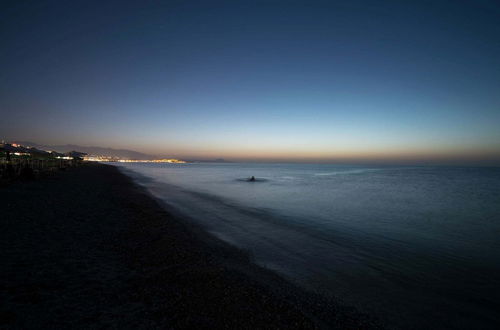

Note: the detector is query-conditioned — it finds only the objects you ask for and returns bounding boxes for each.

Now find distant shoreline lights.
[83,156,186,163]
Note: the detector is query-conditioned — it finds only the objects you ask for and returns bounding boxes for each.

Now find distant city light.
[83,155,186,163]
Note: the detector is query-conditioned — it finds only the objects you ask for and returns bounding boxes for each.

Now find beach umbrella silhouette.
[0,144,21,178]
[0,143,21,162]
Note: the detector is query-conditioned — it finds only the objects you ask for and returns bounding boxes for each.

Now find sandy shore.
[1,163,380,329]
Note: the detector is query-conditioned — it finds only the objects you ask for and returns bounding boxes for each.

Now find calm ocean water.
[115,162,500,329]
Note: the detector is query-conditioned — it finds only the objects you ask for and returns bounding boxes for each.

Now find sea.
[114,162,500,329]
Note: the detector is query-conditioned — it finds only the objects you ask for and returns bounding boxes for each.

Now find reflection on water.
[115,162,500,329]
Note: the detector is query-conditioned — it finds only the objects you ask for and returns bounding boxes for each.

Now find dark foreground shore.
[1,164,380,329]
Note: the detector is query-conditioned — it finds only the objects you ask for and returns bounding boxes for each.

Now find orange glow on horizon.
[129,143,500,165]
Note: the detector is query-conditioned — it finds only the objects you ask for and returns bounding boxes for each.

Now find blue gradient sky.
[1,0,500,163]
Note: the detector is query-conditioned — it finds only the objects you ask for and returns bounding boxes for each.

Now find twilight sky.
[1,0,500,163]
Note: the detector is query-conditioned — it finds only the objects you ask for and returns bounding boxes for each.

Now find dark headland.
[1,163,380,329]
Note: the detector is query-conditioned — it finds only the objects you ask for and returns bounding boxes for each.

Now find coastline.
[1,163,380,329]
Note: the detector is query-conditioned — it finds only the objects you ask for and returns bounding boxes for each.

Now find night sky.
[2,0,500,163]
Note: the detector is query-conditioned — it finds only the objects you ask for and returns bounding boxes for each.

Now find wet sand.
[1,163,380,329]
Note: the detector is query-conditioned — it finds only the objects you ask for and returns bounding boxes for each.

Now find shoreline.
[1,163,380,328]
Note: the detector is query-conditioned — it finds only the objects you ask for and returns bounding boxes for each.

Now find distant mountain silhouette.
[12,141,154,159]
